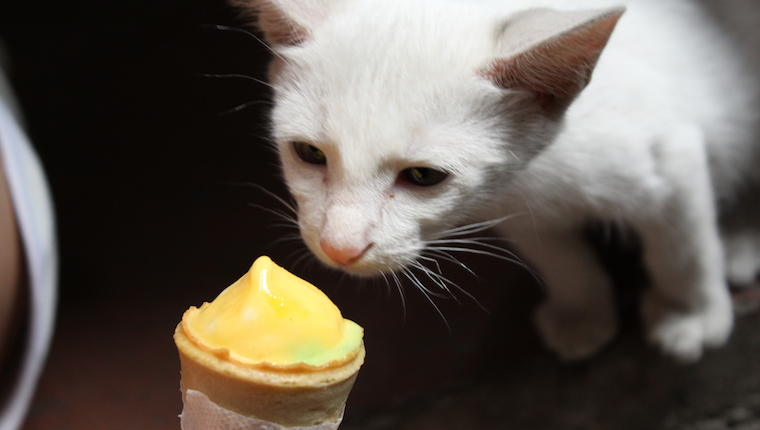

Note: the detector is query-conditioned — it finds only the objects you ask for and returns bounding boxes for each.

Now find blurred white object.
[0,66,58,430]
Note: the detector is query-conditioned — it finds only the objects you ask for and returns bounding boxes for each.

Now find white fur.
[247,0,760,361]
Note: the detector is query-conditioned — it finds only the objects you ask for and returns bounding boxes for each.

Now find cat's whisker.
[409,260,455,299]
[402,266,450,299]
[198,73,275,90]
[416,260,455,291]
[269,222,299,230]
[401,267,450,331]
[427,237,512,248]
[378,271,391,296]
[429,232,522,264]
[248,203,298,223]
[283,246,304,264]
[411,259,490,312]
[415,263,457,296]
[218,99,272,116]
[267,234,304,249]
[417,254,442,274]
[248,203,298,227]
[427,245,522,267]
[389,270,407,323]
[428,238,516,255]
[242,182,299,217]
[287,248,314,274]
[290,21,306,46]
[429,245,543,286]
[506,147,520,162]
[423,249,478,277]
[199,24,292,67]
[436,215,520,238]
[334,270,351,291]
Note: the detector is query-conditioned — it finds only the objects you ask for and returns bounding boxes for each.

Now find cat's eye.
[293,142,327,165]
[400,167,449,187]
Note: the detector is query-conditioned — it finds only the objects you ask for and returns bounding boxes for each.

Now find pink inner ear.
[479,10,623,110]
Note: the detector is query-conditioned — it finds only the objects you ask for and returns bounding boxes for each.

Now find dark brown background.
[0,1,758,429]
[0,1,542,428]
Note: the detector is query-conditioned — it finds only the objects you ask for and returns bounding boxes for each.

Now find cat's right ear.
[231,0,339,46]
[479,6,625,114]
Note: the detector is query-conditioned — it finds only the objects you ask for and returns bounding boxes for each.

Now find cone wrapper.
[175,323,364,429]
[180,389,344,430]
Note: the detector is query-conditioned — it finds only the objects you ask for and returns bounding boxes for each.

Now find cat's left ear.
[479,6,625,114]
[231,0,345,46]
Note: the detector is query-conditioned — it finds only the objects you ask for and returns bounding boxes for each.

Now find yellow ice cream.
[182,256,363,368]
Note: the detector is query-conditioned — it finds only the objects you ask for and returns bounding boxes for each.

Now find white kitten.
[235,0,760,362]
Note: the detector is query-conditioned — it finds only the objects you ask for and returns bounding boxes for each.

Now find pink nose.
[320,240,372,266]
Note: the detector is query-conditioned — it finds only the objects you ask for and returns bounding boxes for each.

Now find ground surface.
[345,292,760,430]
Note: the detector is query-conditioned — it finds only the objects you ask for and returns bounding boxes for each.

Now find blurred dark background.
[1,1,759,429]
[0,1,540,428]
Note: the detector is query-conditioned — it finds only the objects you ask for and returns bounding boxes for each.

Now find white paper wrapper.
[180,389,344,430]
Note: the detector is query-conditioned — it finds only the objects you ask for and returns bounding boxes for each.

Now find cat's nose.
[320,240,372,266]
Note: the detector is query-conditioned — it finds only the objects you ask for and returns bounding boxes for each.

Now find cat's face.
[252,0,619,275]
[267,3,528,275]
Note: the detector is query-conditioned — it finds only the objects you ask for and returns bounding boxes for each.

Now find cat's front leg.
[640,218,733,362]
[506,226,618,361]
[638,126,733,362]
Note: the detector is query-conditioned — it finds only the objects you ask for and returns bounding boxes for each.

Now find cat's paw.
[534,301,618,361]
[642,289,733,363]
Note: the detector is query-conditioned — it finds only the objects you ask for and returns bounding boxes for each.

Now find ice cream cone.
[173,256,365,429]
[175,322,365,428]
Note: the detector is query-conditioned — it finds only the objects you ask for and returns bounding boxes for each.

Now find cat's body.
[238,0,760,361]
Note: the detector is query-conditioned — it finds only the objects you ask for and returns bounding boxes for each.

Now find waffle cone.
[174,323,365,428]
